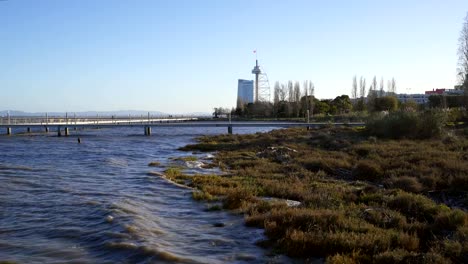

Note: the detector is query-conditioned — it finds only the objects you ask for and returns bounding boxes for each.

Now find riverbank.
[167,126,467,263]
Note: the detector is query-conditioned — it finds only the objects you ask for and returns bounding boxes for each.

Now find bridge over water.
[0,117,365,136]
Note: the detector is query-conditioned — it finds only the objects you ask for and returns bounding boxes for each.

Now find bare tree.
[287,81,294,103]
[293,81,301,102]
[371,76,377,94]
[279,83,287,101]
[308,81,315,97]
[352,75,358,99]
[458,11,468,89]
[359,76,366,98]
[391,78,397,93]
[303,81,309,97]
[273,81,280,105]
[293,81,301,116]
[367,76,377,111]
[308,81,315,116]
[379,77,384,97]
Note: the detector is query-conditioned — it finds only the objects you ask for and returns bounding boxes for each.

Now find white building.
[396,93,429,104]
[237,79,254,106]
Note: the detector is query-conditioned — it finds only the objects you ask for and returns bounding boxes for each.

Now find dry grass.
[175,127,468,262]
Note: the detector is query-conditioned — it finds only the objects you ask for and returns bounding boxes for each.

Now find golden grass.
[174,126,468,262]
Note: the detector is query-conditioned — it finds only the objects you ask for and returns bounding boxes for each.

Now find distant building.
[237,79,254,107]
[396,93,429,104]
[425,88,464,96]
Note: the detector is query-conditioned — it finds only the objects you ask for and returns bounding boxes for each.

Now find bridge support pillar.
[144,126,151,136]
[228,125,233,134]
[57,127,62,137]
[6,127,11,135]
[45,126,49,133]
[27,127,31,133]
[64,127,70,136]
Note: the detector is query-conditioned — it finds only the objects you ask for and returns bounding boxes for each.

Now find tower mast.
[252,59,261,102]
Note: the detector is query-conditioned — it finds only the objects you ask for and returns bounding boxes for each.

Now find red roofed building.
[425,88,446,95]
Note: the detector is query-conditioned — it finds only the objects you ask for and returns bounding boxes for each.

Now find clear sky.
[1,0,467,113]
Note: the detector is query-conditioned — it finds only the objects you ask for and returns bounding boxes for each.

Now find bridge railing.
[0,116,199,125]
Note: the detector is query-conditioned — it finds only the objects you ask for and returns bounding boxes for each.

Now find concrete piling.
[45,126,49,133]
[57,127,62,137]
[27,127,31,133]
[64,127,70,136]
[144,126,152,136]
[6,127,11,135]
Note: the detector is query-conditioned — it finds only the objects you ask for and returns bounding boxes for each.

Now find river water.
[0,126,290,264]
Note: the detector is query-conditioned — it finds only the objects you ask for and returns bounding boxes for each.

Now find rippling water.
[0,126,290,264]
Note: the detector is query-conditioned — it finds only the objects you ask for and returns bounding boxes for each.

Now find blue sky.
[1,0,467,113]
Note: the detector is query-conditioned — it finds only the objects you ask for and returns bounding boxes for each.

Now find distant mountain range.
[0,110,211,117]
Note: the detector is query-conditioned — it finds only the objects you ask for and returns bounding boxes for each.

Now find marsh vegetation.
[173,123,468,263]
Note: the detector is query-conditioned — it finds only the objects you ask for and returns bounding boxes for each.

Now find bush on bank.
[365,110,446,139]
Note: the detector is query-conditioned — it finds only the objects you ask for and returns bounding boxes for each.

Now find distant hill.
[0,110,211,117]
[0,110,167,117]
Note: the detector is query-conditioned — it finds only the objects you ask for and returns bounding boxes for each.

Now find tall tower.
[251,60,261,102]
[251,59,270,102]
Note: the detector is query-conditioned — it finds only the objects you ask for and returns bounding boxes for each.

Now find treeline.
[214,75,467,119]
[232,80,354,118]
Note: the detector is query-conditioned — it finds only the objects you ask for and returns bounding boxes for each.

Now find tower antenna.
[251,50,270,102]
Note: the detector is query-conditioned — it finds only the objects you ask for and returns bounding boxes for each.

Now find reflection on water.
[0,127,290,263]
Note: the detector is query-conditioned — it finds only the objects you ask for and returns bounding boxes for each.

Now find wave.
[104,157,128,167]
[0,163,34,171]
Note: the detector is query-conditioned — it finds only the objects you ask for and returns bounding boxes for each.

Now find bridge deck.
[0,122,365,128]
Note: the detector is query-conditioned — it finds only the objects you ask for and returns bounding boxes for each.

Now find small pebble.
[106,215,114,223]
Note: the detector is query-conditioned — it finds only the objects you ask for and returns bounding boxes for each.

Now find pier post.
[144,126,151,136]
[45,126,49,133]
[228,125,233,134]
[27,127,31,133]
[6,127,11,135]
[64,127,70,136]
[57,127,62,137]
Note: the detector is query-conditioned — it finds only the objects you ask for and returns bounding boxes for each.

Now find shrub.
[434,209,467,231]
[223,188,256,210]
[353,160,383,181]
[148,161,161,167]
[365,110,446,139]
[387,192,441,222]
[388,176,424,193]
[192,190,214,201]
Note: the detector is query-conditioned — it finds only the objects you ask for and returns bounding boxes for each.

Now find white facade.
[237,79,254,105]
[396,93,429,104]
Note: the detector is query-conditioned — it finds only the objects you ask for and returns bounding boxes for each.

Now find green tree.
[332,95,353,114]
[374,96,398,111]
[315,100,330,115]
[400,100,419,111]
